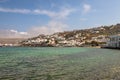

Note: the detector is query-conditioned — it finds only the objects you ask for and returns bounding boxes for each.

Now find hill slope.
[20,23,120,47]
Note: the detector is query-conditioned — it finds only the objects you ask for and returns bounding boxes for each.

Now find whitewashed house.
[107,34,120,48]
[91,35,108,43]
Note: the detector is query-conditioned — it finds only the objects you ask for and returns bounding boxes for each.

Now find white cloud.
[57,8,75,19]
[28,20,68,37]
[80,18,87,21]
[0,7,75,38]
[33,8,75,19]
[0,7,75,19]
[0,22,67,38]
[19,32,28,35]
[83,4,91,14]
[10,29,18,33]
[10,29,28,35]
[0,29,29,38]
[33,9,56,17]
[0,7,31,14]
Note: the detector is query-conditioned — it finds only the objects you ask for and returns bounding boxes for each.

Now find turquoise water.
[0,47,120,80]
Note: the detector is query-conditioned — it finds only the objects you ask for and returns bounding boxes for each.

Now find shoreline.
[101,46,120,50]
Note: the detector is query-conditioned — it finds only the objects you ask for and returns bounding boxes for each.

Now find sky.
[0,0,120,38]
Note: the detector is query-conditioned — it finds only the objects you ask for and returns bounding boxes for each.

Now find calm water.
[0,47,120,80]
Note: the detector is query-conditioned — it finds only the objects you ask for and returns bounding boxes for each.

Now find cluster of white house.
[107,34,120,48]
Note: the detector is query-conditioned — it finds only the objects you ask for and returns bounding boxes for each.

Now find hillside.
[0,38,26,46]
[20,23,120,47]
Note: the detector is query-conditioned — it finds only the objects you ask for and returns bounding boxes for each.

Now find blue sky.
[0,0,120,38]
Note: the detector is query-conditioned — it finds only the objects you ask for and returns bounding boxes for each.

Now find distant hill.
[20,23,120,47]
[0,38,26,44]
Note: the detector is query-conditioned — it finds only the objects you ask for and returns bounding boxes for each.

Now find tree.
[91,41,99,46]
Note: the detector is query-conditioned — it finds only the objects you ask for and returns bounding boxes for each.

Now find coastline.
[101,46,120,50]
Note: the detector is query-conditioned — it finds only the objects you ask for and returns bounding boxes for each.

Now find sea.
[0,47,120,80]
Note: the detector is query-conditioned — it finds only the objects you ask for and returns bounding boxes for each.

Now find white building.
[107,34,120,48]
[91,35,108,43]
